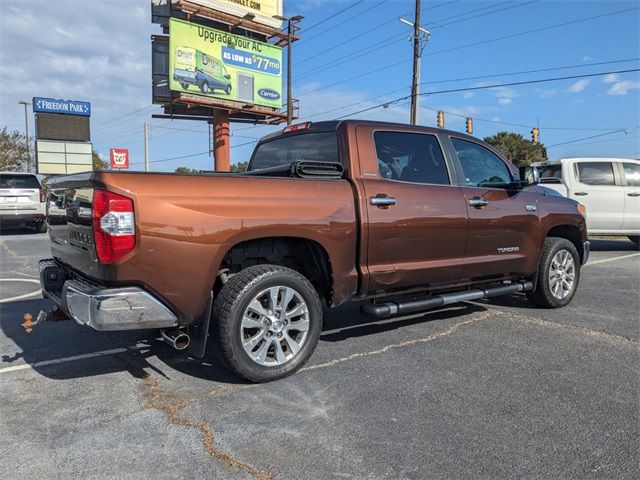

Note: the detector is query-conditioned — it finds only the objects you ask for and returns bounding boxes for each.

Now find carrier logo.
[258,88,280,100]
[497,246,520,254]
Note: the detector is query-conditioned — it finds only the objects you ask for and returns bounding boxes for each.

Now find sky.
[0,0,639,172]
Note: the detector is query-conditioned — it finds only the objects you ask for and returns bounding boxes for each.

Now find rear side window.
[373,131,449,185]
[576,162,615,186]
[0,174,40,189]
[450,138,512,187]
[538,164,563,184]
[250,132,339,170]
[622,162,640,186]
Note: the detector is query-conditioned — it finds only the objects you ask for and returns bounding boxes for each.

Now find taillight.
[92,190,136,263]
[40,189,45,203]
[283,122,310,134]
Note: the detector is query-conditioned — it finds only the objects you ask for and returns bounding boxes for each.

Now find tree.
[0,127,32,172]
[230,161,249,173]
[92,150,107,170]
[483,131,545,167]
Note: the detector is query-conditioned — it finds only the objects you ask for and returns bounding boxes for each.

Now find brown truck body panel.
[45,120,587,328]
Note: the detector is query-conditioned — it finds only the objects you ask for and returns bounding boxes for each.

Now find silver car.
[0,172,47,233]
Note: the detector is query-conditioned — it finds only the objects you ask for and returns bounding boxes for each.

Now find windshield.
[538,164,563,183]
[0,174,40,189]
[250,132,339,171]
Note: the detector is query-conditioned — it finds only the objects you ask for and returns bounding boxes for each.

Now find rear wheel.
[527,237,580,308]
[34,221,47,234]
[628,236,640,249]
[212,265,322,382]
[180,82,190,90]
[225,84,231,95]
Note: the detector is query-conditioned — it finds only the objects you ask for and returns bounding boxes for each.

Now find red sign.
[109,148,129,169]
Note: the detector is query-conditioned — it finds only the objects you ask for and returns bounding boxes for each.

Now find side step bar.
[361,281,533,318]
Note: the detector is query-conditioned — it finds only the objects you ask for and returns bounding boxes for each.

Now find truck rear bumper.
[39,259,178,331]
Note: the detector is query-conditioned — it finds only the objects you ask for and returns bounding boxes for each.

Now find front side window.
[373,131,449,185]
[622,162,640,186]
[250,132,339,170]
[576,162,615,186]
[450,138,512,187]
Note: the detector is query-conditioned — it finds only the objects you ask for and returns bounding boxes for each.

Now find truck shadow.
[1,297,491,384]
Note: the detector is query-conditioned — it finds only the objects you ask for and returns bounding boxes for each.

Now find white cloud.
[582,55,592,61]
[566,79,591,93]
[603,73,619,83]
[462,91,474,99]
[536,88,557,98]
[607,80,640,96]
[489,86,518,106]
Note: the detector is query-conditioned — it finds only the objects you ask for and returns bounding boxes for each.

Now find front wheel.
[212,265,323,382]
[527,237,580,308]
[200,81,210,94]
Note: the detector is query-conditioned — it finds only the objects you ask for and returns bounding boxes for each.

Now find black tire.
[180,82,190,90]
[35,221,47,234]
[212,265,323,382]
[200,81,210,94]
[225,84,231,95]
[527,237,580,308]
[628,236,640,249]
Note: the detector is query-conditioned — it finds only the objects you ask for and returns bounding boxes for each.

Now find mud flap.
[186,292,213,359]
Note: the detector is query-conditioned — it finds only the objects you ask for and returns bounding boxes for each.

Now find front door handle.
[627,192,640,197]
[468,198,488,208]
[574,192,588,196]
[370,195,397,207]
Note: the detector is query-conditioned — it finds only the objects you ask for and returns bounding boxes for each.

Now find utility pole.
[18,100,31,172]
[144,122,149,172]
[400,2,430,125]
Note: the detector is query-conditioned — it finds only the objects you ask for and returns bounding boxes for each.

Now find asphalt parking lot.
[0,231,638,480]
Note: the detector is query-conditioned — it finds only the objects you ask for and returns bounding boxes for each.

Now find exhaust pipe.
[161,329,190,350]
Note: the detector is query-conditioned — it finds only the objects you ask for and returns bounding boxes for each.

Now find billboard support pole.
[213,108,230,172]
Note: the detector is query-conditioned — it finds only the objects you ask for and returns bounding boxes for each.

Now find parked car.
[35,120,589,382]
[534,157,640,246]
[0,171,46,233]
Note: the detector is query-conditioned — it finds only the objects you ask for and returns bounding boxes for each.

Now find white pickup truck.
[534,158,640,246]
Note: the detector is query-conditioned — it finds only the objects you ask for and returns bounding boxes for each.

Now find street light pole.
[275,15,303,125]
[18,100,31,172]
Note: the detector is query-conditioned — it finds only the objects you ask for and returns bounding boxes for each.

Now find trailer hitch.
[22,307,69,333]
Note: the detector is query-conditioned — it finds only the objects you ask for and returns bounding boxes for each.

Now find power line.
[301,1,386,44]
[546,129,632,148]
[333,68,640,119]
[429,0,538,29]
[426,0,516,26]
[92,105,155,130]
[302,0,366,34]
[297,5,639,96]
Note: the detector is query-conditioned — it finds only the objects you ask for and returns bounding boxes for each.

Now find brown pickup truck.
[36,120,589,382]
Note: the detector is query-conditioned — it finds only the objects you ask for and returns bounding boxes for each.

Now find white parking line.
[0,278,42,303]
[0,346,148,374]
[587,252,640,266]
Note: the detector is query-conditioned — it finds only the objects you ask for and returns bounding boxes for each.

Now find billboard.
[152,0,283,30]
[36,140,93,175]
[169,18,282,109]
[110,149,129,169]
[185,0,283,29]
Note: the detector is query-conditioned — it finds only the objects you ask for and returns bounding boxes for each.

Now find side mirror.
[225,74,231,80]
[519,165,539,186]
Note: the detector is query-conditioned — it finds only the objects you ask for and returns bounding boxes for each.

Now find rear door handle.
[574,192,588,196]
[370,195,396,207]
[627,192,640,197]
[468,198,488,208]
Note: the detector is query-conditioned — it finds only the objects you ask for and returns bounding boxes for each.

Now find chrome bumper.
[39,259,178,331]
[582,240,590,265]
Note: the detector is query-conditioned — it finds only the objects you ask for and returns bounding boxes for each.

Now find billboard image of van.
[169,18,282,109]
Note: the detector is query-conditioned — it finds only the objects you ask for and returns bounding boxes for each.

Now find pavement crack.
[301,309,500,373]
[140,372,273,480]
